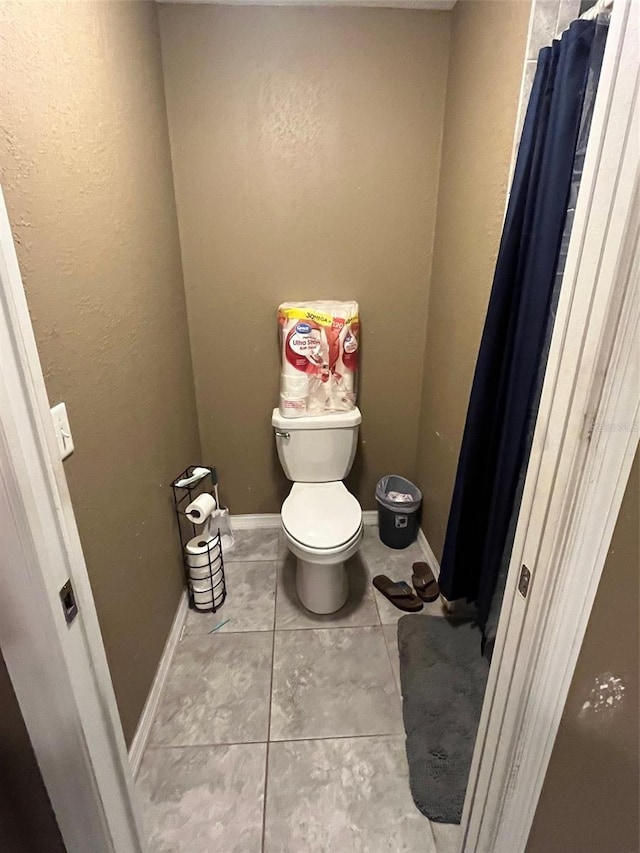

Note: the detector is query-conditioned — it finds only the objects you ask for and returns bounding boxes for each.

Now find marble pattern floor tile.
[514,60,539,149]
[528,0,561,58]
[264,736,436,853]
[184,561,276,634]
[149,633,272,746]
[138,743,266,853]
[227,527,279,561]
[375,585,447,626]
[270,627,403,741]
[382,622,402,697]
[276,529,289,561]
[275,551,379,630]
[361,526,446,625]
[140,522,450,849]
[430,821,463,853]
[361,525,425,591]
[555,0,581,37]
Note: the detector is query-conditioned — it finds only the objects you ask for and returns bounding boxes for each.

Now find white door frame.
[0,189,147,849]
[0,2,637,850]
[462,0,639,849]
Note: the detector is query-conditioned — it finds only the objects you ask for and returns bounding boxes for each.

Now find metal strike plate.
[518,564,532,599]
[60,579,78,624]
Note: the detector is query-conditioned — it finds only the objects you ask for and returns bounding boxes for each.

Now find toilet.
[272,407,364,614]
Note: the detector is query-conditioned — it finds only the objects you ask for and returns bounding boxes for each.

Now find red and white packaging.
[278,301,359,418]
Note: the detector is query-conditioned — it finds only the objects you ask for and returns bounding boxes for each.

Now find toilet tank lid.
[272,408,361,430]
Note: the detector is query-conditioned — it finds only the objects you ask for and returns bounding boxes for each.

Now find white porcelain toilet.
[272,407,364,614]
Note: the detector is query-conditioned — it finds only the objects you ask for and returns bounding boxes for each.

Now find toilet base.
[296,557,349,614]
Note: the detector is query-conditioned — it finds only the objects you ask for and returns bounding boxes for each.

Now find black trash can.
[376,475,422,549]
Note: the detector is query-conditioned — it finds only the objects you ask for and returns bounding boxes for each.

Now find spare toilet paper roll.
[185,534,222,569]
[190,562,223,587]
[189,561,223,582]
[192,587,224,608]
[281,373,309,396]
[185,493,217,524]
[191,572,224,607]
[191,578,224,597]
[280,373,310,418]
[190,572,224,608]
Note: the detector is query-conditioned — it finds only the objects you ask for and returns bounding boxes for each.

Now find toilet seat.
[281,482,362,550]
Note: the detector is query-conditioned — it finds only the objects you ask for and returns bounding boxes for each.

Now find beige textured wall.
[414,0,532,558]
[0,1,200,744]
[527,450,639,853]
[158,5,451,512]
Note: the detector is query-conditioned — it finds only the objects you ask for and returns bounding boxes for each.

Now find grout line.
[144,741,268,751]
[273,622,384,632]
[554,0,562,37]
[143,731,406,750]
[369,548,404,705]
[268,731,405,745]
[184,628,275,636]
[371,567,386,628]
[261,564,278,852]
[367,548,404,704]
[271,564,278,632]
[380,622,403,706]
[186,620,387,637]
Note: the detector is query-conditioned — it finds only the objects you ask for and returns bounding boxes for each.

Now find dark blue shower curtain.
[438,19,601,629]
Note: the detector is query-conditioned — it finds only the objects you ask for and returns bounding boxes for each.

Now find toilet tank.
[272,408,361,482]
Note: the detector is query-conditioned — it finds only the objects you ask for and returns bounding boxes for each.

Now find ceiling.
[155,0,457,8]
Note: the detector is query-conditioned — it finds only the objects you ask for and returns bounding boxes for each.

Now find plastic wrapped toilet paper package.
[278,301,359,417]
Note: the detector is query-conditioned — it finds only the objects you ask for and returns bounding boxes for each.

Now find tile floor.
[137,525,462,853]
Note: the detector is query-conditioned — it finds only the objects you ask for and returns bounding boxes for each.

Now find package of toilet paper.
[278,301,359,417]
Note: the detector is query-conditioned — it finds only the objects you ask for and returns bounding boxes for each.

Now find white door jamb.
[461,2,639,849]
[0,188,147,853]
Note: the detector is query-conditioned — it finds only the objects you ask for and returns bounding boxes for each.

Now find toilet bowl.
[273,407,363,615]
[281,481,363,613]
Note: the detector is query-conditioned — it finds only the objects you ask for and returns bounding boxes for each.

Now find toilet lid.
[282,482,362,550]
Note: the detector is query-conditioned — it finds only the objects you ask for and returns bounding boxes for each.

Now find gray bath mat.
[398,614,489,823]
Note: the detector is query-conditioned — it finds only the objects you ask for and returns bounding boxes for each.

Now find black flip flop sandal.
[412,562,440,603]
[372,575,424,612]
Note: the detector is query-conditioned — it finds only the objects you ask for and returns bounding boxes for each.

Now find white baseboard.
[129,591,188,777]
[417,527,441,580]
[416,530,468,611]
[231,513,281,529]
[231,510,379,529]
